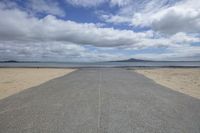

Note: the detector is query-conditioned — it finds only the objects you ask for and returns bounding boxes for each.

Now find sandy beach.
[0,68,76,99]
[135,68,200,99]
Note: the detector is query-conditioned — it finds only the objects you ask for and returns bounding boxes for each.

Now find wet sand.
[0,68,76,99]
[135,68,200,99]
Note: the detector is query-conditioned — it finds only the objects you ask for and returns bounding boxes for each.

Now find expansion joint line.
[97,69,102,133]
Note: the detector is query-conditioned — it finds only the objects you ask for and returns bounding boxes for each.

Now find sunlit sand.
[0,68,76,99]
[135,68,200,99]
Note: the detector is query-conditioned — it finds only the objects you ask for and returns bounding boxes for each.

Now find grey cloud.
[100,0,200,35]
[0,41,128,62]
[0,41,85,61]
[1,1,198,49]
[0,7,151,48]
[0,1,200,61]
[152,8,200,34]
[133,45,200,61]
[4,8,196,50]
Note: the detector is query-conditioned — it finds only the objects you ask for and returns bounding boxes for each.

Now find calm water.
[0,62,200,68]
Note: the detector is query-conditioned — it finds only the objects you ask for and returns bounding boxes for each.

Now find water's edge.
[0,62,200,68]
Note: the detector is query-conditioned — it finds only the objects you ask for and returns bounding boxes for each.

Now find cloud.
[100,0,172,25]
[65,0,107,7]
[100,14,131,24]
[1,0,65,17]
[109,0,132,7]
[27,0,65,16]
[64,0,133,7]
[151,0,200,34]
[0,41,129,62]
[0,5,154,48]
[0,2,141,61]
[0,1,199,61]
[100,0,200,34]
[133,45,200,61]
[2,6,197,49]
[0,41,85,61]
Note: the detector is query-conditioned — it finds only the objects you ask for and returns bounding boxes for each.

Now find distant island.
[1,59,199,63]
[0,60,39,63]
[111,58,200,62]
[111,58,152,62]
[1,60,18,63]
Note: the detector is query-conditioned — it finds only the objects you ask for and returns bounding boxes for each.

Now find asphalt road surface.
[0,68,200,133]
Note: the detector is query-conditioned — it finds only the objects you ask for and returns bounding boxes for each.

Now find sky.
[0,0,200,62]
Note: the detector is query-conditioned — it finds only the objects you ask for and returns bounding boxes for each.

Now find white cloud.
[100,14,131,24]
[1,0,65,17]
[101,0,200,34]
[100,0,172,25]
[0,1,199,61]
[65,0,107,7]
[27,0,65,16]
[0,5,155,48]
[133,45,200,61]
[0,41,129,62]
[151,1,200,34]
[109,0,132,7]
[170,32,200,44]
[65,0,132,7]
[0,41,85,61]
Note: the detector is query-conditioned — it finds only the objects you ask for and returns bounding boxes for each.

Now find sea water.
[0,61,200,68]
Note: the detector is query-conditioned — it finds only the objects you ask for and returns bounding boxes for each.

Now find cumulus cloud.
[0,5,153,48]
[0,0,199,61]
[0,2,144,61]
[101,0,200,34]
[151,0,200,34]
[100,0,174,25]
[133,45,200,61]
[0,41,129,62]
[1,5,198,48]
[0,41,85,61]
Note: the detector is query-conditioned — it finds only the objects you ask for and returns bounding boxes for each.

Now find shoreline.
[0,66,200,69]
[1,61,200,68]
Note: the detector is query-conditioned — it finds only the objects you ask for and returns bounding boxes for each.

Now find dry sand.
[135,68,200,99]
[0,68,76,100]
